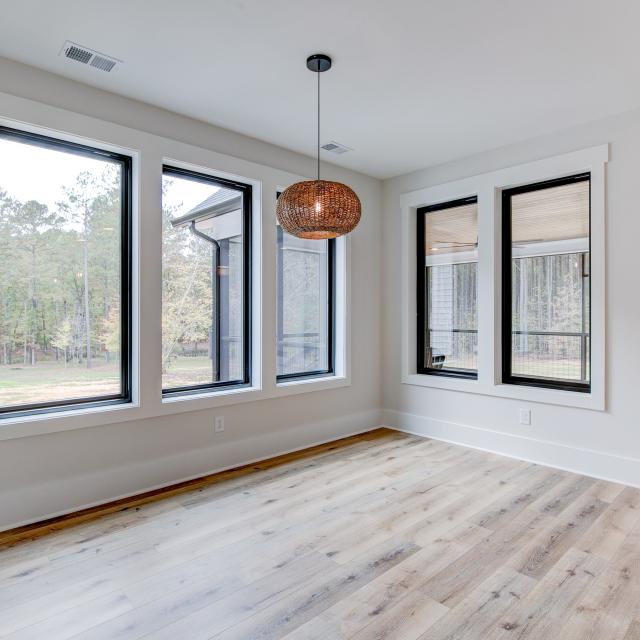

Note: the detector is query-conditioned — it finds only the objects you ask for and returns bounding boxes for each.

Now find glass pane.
[277,227,330,377]
[423,200,478,373]
[0,135,125,410]
[510,179,590,383]
[162,171,245,390]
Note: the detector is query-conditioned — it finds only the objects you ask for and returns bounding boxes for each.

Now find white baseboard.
[382,409,640,489]
[1,409,382,532]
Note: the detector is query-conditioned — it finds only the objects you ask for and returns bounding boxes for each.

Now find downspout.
[189,221,221,382]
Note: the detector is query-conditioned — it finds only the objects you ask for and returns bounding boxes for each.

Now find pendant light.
[276,54,361,239]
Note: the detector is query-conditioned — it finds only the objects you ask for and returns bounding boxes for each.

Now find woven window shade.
[276,179,361,239]
[512,181,589,243]
[424,202,478,256]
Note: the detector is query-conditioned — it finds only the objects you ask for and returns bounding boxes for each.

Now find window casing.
[402,145,606,410]
[162,166,251,396]
[0,125,132,419]
[276,219,335,381]
[501,173,591,393]
[417,197,478,379]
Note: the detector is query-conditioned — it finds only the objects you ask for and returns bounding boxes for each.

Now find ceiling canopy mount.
[306,53,332,73]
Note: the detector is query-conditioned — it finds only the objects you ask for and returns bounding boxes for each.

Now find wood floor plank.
[316,482,466,564]
[0,430,637,640]
[623,620,640,640]
[575,486,640,561]
[178,432,422,511]
[0,575,122,636]
[527,473,595,516]
[281,534,479,640]
[151,539,420,640]
[348,588,448,640]
[69,552,336,640]
[561,515,640,640]
[588,479,627,504]
[419,507,550,608]
[2,591,132,640]
[417,567,537,640]
[470,466,565,531]
[507,492,608,580]
[484,548,606,640]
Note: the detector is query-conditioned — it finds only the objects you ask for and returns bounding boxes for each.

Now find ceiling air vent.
[321,141,353,155]
[60,41,121,72]
[90,55,117,72]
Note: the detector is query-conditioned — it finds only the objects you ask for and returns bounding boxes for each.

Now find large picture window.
[417,197,478,378]
[0,126,132,417]
[162,166,251,395]
[502,173,590,392]
[276,221,334,380]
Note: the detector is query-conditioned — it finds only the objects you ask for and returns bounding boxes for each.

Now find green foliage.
[161,205,213,372]
[0,167,122,369]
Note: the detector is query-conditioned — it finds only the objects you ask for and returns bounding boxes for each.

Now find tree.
[58,171,112,368]
[0,188,17,364]
[51,317,73,366]
[161,212,212,371]
[86,169,121,363]
[3,197,62,365]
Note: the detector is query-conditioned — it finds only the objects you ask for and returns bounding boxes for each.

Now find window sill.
[402,373,604,411]
[0,400,142,441]
[161,384,259,407]
[276,374,350,396]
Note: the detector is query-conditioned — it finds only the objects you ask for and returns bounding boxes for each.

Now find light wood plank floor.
[1,428,639,639]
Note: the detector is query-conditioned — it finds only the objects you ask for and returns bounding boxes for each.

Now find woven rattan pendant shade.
[276,179,361,239]
[276,53,361,239]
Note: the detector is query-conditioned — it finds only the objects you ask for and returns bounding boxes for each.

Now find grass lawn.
[0,360,121,407]
[162,356,213,388]
[0,356,238,408]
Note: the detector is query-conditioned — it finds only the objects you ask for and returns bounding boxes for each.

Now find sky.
[163,175,217,218]
[0,138,218,225]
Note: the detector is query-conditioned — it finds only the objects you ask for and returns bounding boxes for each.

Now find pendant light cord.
[317,68,321,181]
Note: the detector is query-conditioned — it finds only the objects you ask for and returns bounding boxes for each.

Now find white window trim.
[0,92,351,441]
[401,144,608,410]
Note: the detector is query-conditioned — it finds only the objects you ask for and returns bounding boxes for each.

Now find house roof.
[171,187,241,228]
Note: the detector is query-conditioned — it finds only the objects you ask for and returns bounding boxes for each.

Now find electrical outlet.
[519,409,531,426]
[214,416,225,433]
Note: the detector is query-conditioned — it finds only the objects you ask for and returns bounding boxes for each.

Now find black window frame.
[501,172,591,393]
[275,194,335,382]
[161,165,252,397]
[416,196,479,380]
[0,125,133,420]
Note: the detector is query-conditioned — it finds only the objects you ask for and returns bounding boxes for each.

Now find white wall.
[382,107,640,487]
[0,58,383,530]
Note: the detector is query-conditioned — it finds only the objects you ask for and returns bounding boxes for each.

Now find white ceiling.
[0,0,639,179]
